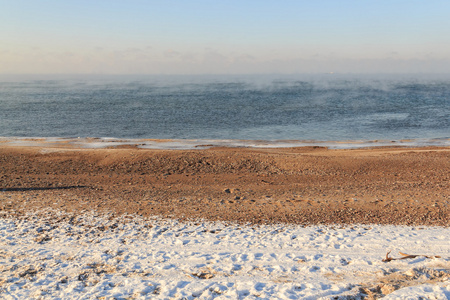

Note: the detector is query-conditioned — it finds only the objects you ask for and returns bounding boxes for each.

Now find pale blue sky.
[1,0,450,74]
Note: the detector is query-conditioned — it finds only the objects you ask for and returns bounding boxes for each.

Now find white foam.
[1,136,449,150]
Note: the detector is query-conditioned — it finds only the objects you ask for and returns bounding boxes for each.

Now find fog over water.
[0,74,449,142]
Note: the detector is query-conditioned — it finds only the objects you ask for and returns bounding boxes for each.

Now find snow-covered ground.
[0,210,449,299]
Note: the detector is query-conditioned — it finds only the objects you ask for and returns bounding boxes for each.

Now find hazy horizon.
[2,1,450,75]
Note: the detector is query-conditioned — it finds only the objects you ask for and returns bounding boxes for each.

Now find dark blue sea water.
[0,74,449,142]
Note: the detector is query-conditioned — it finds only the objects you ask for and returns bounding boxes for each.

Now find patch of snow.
[0,210,448,299]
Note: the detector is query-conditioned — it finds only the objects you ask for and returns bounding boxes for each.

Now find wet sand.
[0,144,449,226]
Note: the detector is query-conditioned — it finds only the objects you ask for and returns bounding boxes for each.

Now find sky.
[1,0,450,74]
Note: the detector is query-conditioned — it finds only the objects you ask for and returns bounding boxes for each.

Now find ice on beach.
[2,136,450,150]
[0,210,449,299]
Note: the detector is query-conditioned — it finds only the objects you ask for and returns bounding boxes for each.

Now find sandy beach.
[0,143,449,226]
[1,142,449,299]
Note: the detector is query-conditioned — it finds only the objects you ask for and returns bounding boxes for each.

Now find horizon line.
[2,72,450,76]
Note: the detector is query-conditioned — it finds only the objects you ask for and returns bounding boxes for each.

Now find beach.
[3,0,450,297]
[1,141,449,226]
[1,141,449,299]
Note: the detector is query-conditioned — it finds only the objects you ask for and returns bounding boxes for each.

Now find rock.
[380,284,396,295]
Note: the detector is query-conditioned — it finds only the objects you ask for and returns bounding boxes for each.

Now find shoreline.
[1,136,449,150]
[1,143,449,226]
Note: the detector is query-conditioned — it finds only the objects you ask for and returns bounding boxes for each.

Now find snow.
[0,210,449,299]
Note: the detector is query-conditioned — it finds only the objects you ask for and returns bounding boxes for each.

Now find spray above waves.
[0,74,449,141]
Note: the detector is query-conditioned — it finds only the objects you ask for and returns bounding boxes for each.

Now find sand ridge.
[1,145,449,226]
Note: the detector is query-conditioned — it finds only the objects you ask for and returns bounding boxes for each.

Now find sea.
[0,74,449,148]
